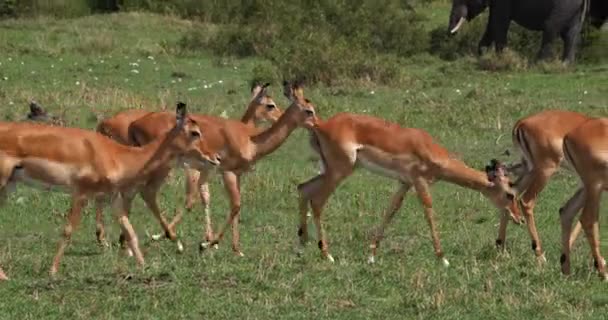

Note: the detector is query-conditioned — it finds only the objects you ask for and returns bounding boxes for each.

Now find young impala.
[293,86,521,265]
[96,83,282,252]
[501,110,590,262]
[559,117,608,280]
[0,103,219,277]
[129,81,315,255]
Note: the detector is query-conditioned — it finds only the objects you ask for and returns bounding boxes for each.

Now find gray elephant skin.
[448,0,608,63]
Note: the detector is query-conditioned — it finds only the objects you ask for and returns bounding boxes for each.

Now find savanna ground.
[0,3,607,320]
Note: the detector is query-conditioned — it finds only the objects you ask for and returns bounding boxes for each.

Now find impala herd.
[0,80,606,282]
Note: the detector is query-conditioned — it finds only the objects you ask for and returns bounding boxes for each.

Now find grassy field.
[1,9,608,320]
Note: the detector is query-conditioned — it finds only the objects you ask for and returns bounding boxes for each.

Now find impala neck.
[250,110,298,160]
[240,101,258,125]
[116,128,180,183]
[438,158,493,193]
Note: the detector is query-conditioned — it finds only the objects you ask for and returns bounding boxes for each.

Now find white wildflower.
[187,87,197,91]
[100,59,105,64]
[31,71,36,75]
[131,69,139,74]
[7,57,12,61]
[370,90,375,95]
[51,64,54,68]
[2,77,7,81]
[88,68,93,72]
[455,89,461,94]
[129,62,139,67]
[75,81,80,85]
[584,90,588,95]
[154,67,159,71]
[171,79,176,84]
[94,77,98,81]
[220,110,228,118]
[177,78,182,82]
[147,56,154,60]
[203,84,208,89]
[218,80,223,84]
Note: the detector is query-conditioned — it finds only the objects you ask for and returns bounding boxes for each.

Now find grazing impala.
[95,83,282,251]
[129,80,315,255]
[0,103,220,277]
[293,89,521,265]
[559,117,608,280]
[502,110,590,262]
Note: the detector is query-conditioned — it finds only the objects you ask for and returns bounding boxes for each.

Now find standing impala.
[129,81,315,255]
[293,88,521,265]
[0,103,219,277]
[95,83,282,251]
[559,117,608,280]
[501,110,590,262]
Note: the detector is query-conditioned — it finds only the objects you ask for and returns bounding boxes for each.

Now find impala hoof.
[367,256,376,264]
[326,254,335,263]
[537,254,547,264]
[236,251,244,257]
[199,241,210,252]
[441,257,450,268]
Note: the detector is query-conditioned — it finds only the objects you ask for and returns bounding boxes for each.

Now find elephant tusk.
[450,17,466,34]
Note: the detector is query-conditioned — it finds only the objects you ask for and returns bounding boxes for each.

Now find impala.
[129,80,315,255]
[502,110,590,261]
[559,117,608,280]
[294,90,521,265]
[95,83,282,252]
[0,103,220,277]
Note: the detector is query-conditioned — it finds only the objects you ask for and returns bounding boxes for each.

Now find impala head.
[448,0,488,34]
[484,159,522,225]
[282,80,317,129]
[248,81,283,123]
[172,102,221,169]
[27,101,49,122]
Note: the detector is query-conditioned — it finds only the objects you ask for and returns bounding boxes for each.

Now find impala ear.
[251,81,271,102]
[283,80,294,102]
[176,101,187,127]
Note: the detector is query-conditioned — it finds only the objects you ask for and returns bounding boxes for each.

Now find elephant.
[447,0,606,63]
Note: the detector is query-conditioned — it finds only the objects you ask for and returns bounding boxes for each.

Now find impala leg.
[560,187,585,249]
[579,185,606,280]
[117,191,137,256]
[309,173,349,263]
[50,194,87,276]
[560,187,586,276]
[208,171,242,256]
[94,196,108,247]
[496,212,509,250]
[296,175,325,253]
[368,183,410,264]
[519,167,556,262]
[140,186,184,253]
[115,193,144,268]
[184,167,200,211]
[0,267,7,281]
[414,179,449,267]
[194,168,214,246]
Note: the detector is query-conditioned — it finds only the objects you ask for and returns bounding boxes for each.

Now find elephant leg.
[537,30,558,61]
[478,25,494,55]
[560,21,582,64]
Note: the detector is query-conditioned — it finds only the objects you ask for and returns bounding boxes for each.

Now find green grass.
[1,12,608,320]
